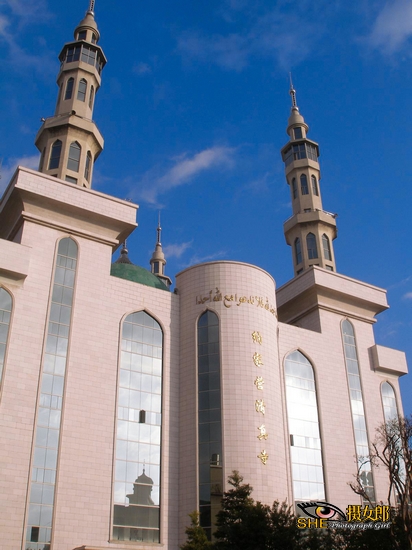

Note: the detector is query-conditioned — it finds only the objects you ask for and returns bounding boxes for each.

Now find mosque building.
[0,3,408,549]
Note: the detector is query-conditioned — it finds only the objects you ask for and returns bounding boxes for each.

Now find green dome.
[110,263,169,291]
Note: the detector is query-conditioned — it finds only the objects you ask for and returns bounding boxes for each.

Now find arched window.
[26,238,78,550]
[291,178,297,200]
[342,320,375,503]
[311,175,318,196]
[322,234,332,261]
[306,233,318,259]
[285,351,325,502]
[294,238,302,265]
[67,142,81,172]
[48,140,62,170]
[300,174,308,195]
[0,288,12,388]
[198,310,222,540]
[64,77,74,100]
[113,311,163,543]
[89,85,95,109]
[381,382,398,421]
[77,78,87,102]
[84,151,92,182]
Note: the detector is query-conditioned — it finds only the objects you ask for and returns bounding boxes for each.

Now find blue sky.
[0,0,411,416]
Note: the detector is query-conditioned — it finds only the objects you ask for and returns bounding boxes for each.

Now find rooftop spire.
[157,211,162,245]
[289,73,298,110]
[87,0,96,15]
[150,215,172,290]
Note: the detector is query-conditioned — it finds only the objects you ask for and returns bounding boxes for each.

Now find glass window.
[322,234,332,261]
[295,238,302,265]
[92,33,97,44]
[342,320,375,503]
[89,86,94,109]
[306,233,318,259]
[294,127,302,139]
[381,382,398,421]
[66,46,80,63]
[0,288,12,389]
[311,175,318,196]
[48,140,62,170]
[300,174,308,195]
[291,178,297,200]
[26,238,78,550]
[306,144,318,162]
[113,311,163,543]
[64,78,74,100]
[81,45,97,66]
[67,142,81,172]
[77,79,87,102]
[285,351,325,502]
[65,176,77,184]
[84,151,92,182]
[77,30,87,40]
[198,310,222,540]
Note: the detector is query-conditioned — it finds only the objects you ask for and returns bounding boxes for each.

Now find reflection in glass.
[342,320,375,503]
[26,238,77,550]
[381,382,398,421]
[198,311,223,540]
[285,351,325,503]
[0,287,12,388]
[113,311,162,543]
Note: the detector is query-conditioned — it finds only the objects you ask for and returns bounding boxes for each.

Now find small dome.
[111,263,169,291]
[287,107,309,133]
[74,12,100,42]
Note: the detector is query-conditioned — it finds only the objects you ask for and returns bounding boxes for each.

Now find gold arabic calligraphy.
[196,288,276,316]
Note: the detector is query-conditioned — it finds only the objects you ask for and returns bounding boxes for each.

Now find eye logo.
[297,501,346,521]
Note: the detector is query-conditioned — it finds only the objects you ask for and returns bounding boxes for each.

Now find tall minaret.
[281,81,337,276]
[35,1,106,188]
[150,215,172,290]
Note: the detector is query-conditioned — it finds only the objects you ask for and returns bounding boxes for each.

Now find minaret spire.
[289,73,298,110]
[34,4,106,188]
[87,0,96,15]
[157,211,162,245]
[280,82,337,276]
[150,215,172,290]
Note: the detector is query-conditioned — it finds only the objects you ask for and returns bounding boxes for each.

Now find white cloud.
[403,292,412,300]
[366,0,412,54]
[133,62,152,75]
[178,6,322,71]
[184,250,227,268]
[163,241,193,259]
[135,146,236,205]
[0,0,53,75]
[0,154,39,193]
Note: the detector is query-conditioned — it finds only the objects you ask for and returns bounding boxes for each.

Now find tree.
[349,415,412,549]
[180,511,213,550]
[213,470,270,550]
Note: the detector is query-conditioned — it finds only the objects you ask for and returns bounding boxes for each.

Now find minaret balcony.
[283,208,337,235]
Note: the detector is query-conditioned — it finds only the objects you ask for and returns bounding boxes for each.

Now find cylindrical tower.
[176,261,290,539]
